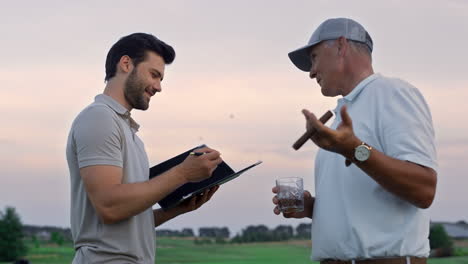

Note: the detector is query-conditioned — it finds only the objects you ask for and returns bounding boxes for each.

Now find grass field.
[1,238,468,264]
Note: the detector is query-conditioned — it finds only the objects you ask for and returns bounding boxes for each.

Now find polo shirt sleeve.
[72,105,123,169]
[378,81,438,172]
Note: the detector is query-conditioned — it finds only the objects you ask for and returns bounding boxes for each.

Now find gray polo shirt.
[66,94,155,263]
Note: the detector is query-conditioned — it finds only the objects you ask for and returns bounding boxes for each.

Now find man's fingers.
[191,147,221,161]
[200,192,209,203]
[340,105,353,128]
[273,186,280,215]
[194,146,212,153]
[189,195,198,207]
[210,157,223,166]
[203,150,221,161]
[302,109,325,133]
[206,186,219,200]
[302,109,318,124]
[273,206,280,215]
[207,159,222,175]
[197,186,218,204]
[272,196,278,205]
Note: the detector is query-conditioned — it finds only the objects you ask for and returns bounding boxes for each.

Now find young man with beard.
[66,33,222,263]
[272,18,437,263]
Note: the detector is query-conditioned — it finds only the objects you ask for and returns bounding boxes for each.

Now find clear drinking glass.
[276,177,304,213]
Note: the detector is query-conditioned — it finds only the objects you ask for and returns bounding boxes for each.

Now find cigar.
[292,110,333,150]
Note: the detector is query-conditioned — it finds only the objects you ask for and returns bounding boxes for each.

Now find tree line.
[0,206,462,262]
[156,223,312,243]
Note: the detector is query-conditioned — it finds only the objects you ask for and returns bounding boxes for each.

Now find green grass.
[455,247,468,257]
[1,239,468,264]
[156,238,314,264]
[428,257,468,264]
[6,243,75,264]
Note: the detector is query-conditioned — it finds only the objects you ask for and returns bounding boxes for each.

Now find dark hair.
[104,33,176,81]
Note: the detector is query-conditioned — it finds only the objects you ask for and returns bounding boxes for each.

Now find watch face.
[355,145,370,162]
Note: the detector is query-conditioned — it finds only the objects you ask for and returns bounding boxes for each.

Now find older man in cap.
[272,18,437,264]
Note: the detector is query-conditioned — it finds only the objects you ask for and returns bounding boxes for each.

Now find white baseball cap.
[288,18,373,72]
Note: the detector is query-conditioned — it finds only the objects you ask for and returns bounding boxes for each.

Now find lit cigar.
[292,110,333,150]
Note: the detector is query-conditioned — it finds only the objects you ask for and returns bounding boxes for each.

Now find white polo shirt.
[311,74,437,260]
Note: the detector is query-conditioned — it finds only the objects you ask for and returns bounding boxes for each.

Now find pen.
[189,151,206,156]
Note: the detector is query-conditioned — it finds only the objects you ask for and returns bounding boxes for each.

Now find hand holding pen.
[177,146,223,183]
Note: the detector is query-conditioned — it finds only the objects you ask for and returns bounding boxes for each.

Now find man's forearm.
[348,147,437,209]
[84,166,187,224]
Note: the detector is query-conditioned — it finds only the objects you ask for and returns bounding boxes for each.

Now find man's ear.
[117,55,134,74]
[337,36,348,56]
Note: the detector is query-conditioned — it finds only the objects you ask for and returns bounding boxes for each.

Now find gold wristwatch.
[354,142,372,162]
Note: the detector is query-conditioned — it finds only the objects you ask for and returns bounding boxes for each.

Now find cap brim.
[288,43,317,72]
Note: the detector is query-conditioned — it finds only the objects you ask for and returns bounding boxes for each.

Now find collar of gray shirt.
[94,94,140,132]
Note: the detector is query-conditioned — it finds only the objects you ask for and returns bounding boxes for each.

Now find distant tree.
[0,207,27,262]
[230,234,242,244]
[215,236,227,244]
[50,231,65,246]
[429,224,454,257]
[156,229,181,237]
[31,235,40,248]
[198,227,230,239]
[296,223,311,239]
[199,227,216,238]
[219,227,230,239]
[233,225,273,243]
[181,228,194,237]
[254,225,272,241]
[272,225,293,241]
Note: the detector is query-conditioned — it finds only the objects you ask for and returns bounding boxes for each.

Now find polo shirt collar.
[343,73,379,102]
[95,94,140,132]
[334,74,380,116]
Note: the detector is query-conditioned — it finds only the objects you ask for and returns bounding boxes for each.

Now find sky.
[1,0,467,236]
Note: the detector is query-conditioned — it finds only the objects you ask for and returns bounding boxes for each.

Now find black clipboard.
[149,146,262,210]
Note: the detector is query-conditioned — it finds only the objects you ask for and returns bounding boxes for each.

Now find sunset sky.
[1,0,467,236]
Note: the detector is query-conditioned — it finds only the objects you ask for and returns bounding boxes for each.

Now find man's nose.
[309,67,317,79]
[154,81,162,92]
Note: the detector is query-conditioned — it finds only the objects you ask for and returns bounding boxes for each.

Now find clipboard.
[149,146,262,210]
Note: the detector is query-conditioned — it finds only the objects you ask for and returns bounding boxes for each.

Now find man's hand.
[154,186,219,227]
[176,147,223,183]
[302,105,360,159]
[175,186,219,215]
[272,186,314,219]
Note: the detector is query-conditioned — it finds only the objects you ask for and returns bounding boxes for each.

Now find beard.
[124,68,150,110]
